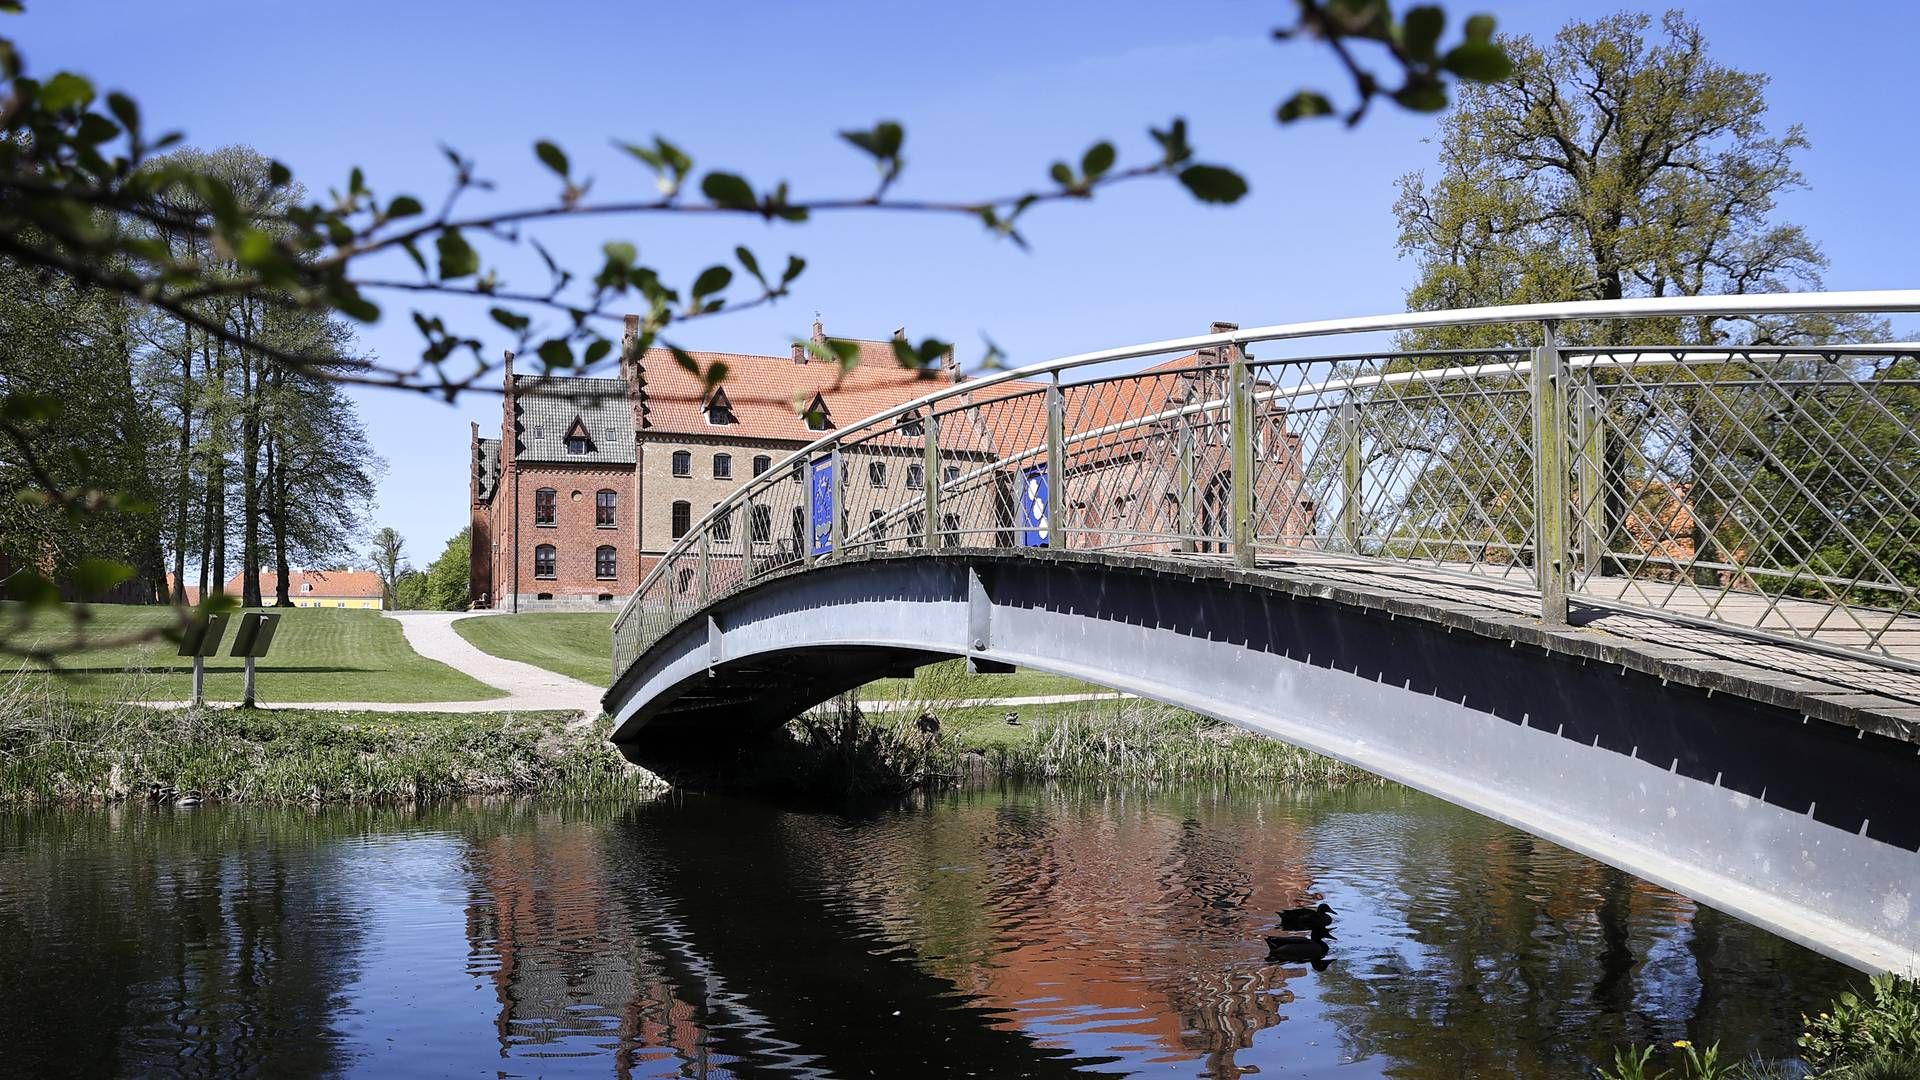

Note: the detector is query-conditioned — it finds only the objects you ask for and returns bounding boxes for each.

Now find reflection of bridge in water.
[607,292,1920,974]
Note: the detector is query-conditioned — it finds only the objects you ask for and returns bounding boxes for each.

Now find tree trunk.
[103,292,167,602]
[239,301,263,607]
[267,367,293,607]
[209,337,229,597]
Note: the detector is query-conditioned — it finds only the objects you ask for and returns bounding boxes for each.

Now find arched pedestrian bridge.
[607,292,1920,974]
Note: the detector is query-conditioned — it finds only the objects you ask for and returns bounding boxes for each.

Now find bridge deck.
[1202,551,1920,738]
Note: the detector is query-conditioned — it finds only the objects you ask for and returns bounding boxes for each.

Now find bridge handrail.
[614,290,1920,681]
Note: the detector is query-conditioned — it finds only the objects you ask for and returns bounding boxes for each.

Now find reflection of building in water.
[797,793,1326,1075]
[463,816,711,1073]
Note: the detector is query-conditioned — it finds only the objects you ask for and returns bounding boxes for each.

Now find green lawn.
[453,612,615,686]
[4,603,503,704]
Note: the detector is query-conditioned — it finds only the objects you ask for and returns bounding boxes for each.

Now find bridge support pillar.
[1176,398,1198,553]
[1339,399,1362,554]
[1046,375,1066,549]
[923,416,941,549]
[1225,327,1255,568]
[1532,321,1571,625]
[829,445,845,558]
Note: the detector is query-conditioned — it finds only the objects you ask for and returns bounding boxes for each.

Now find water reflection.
[0,786,1862,1077]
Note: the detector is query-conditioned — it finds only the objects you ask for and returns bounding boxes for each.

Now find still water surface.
[0,784,1858,1078]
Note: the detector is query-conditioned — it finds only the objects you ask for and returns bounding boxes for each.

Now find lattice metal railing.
[613,292,1920,682]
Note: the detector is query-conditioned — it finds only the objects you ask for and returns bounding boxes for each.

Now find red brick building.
[471,318,959,610]
[470,317,1322,611]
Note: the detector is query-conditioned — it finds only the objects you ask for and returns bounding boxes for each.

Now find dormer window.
[704,386,736,426]
[899,410,924,437]
[564,416,592,455]
[802,392,832,432]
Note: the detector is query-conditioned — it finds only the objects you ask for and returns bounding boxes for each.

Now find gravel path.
[146,611,605,717]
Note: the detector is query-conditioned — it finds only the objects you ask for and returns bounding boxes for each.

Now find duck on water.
[1265,927,1334,970]
[1276,902,1335,932]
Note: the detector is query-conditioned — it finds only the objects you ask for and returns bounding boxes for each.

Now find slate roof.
[475,437,500,502]
[510,375,635,464]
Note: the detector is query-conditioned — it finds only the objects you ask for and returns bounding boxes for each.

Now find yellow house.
[225,570,386,609]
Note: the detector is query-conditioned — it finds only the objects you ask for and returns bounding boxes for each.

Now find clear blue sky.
[19,2,1919,568]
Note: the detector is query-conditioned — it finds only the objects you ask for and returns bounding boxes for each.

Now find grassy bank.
[765,693,1379,797]
[453,611,614,686]
[0,677,655,805]
[1598,972,1919,1079]
[5,603,502,703]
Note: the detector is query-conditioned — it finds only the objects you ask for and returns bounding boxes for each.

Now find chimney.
[892,326,906,341]
[792,341,807,365]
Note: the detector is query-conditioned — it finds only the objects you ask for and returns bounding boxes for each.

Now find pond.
[0,783,1856,1077]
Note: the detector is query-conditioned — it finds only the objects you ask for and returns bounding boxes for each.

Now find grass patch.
[452,611,614,686]
[980,702,1376,785]
[0,673,656,805]
[860,658,1106,701]
[4,602,502,704]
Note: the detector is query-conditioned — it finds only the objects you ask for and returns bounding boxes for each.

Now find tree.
[391,568,430,610]
[422,528,471,611]
[1394,10,1849,348]
[369,527,405,608]
[1386,10,1898,593]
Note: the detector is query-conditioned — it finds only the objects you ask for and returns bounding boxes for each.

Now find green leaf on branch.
[1441,41,1512,81]
[105,91,139,135]
[701,172,756,209]
[39,71,94,111]
[621,136,693,195]
[735,245,763,287]
[840,120,905,163]
[435,230,479,280]
[385,195,424,219]
[1177,164,1248,204]
[73,559,134,596]
[535,140,570,177]
[805,337,862,370]
[1401,5,1445,61]
[1392,81,1449,111]
[690,264,732,300]
[890,337,951,376]
[536,338,574,368]
[490,307,531,332]
[9,572,57,609]
[1463,14,1496,43]
[1277,91,1335,122]
[1150,117,1193,165]
[1081,141,1116,181]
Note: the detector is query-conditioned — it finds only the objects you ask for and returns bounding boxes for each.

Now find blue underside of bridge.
[606,551,1920,974]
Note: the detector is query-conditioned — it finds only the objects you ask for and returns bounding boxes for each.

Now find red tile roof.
[224,569,385,599]
[628,339,955,445]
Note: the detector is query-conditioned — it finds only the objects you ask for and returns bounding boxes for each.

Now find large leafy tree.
[1395,10,1840,348]
[1382,11,1902,597]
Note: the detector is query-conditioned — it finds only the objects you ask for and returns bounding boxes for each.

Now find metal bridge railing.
[613,291,1920,683]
